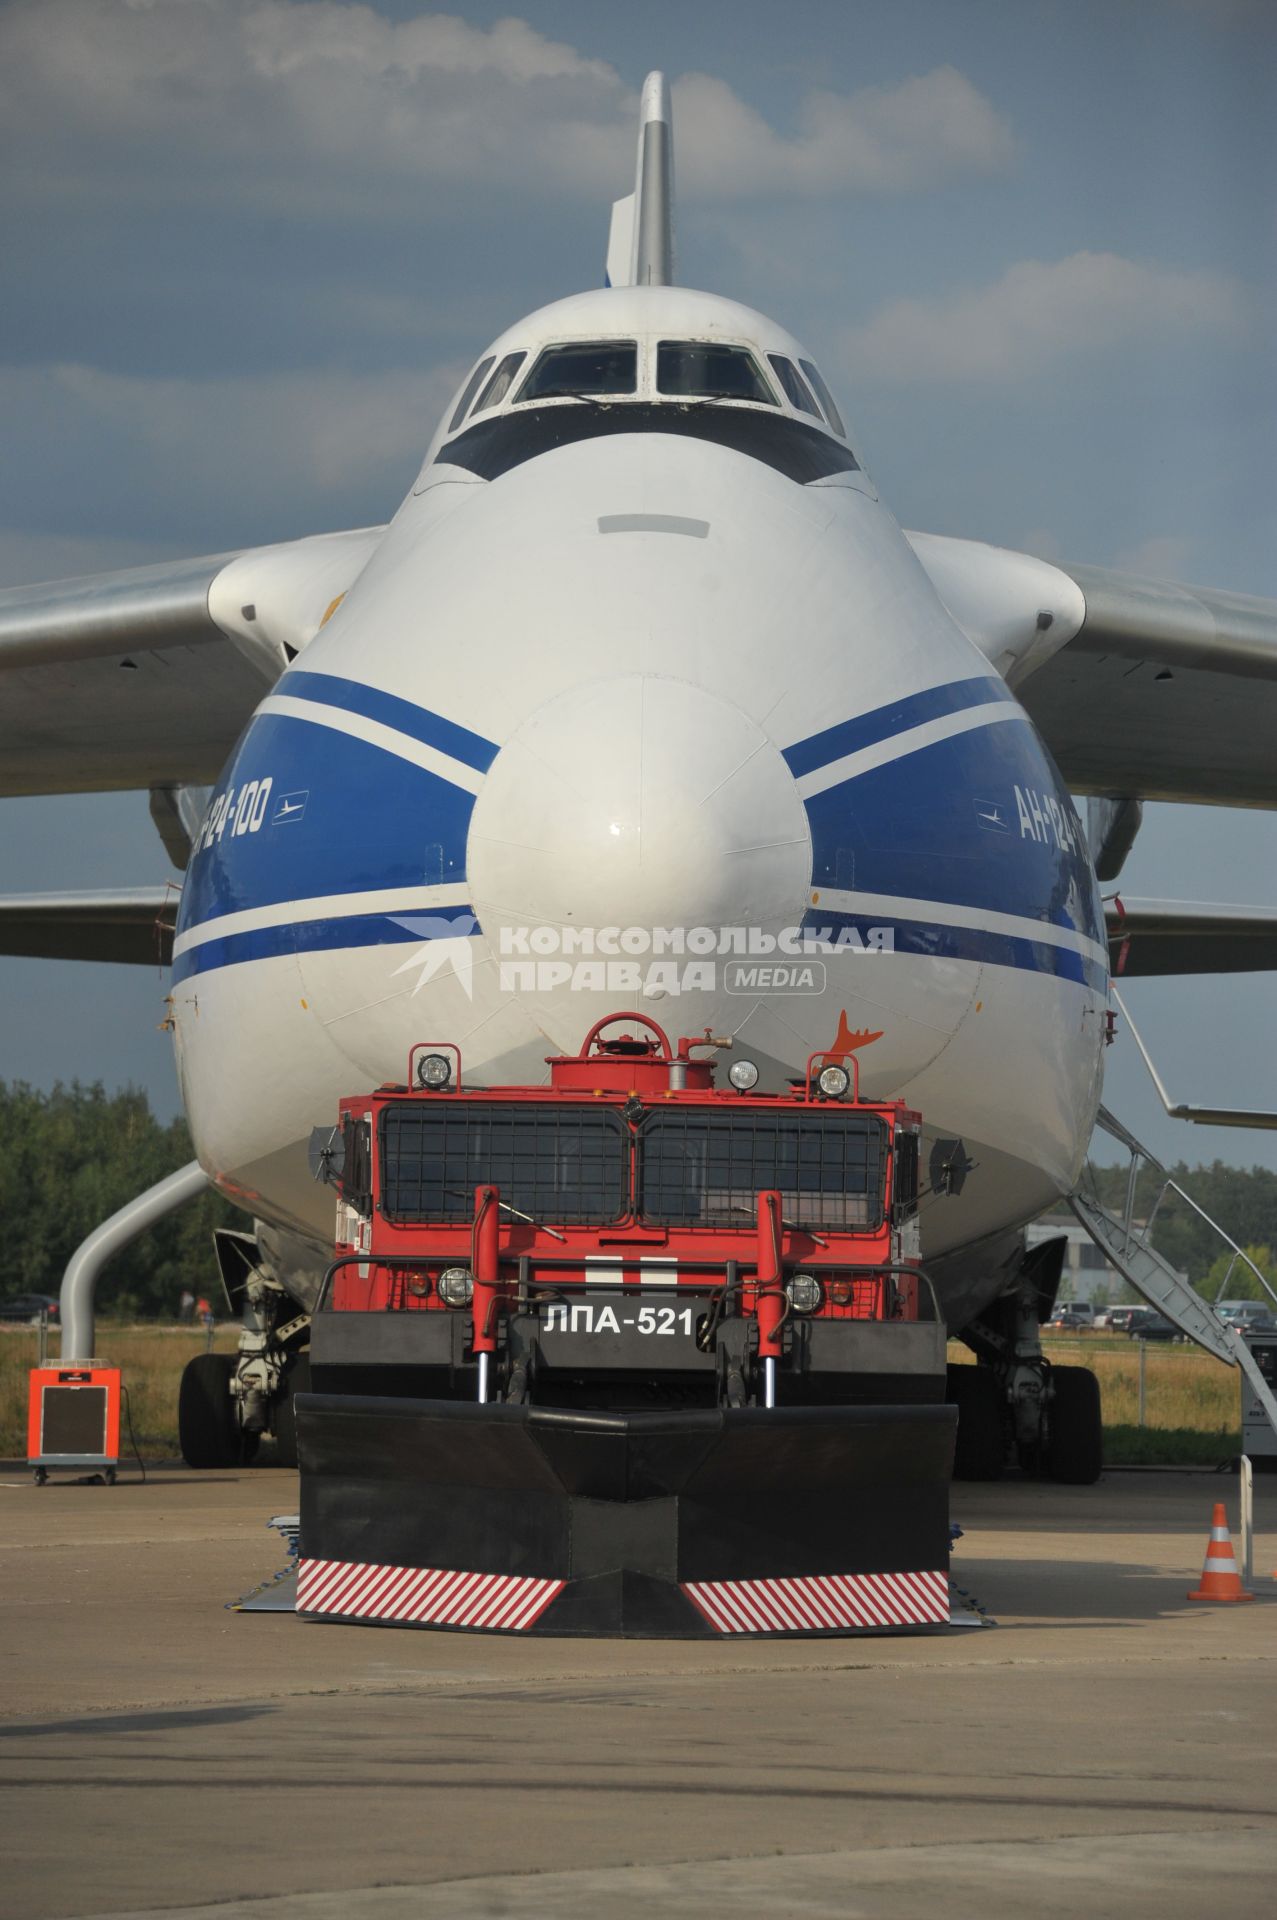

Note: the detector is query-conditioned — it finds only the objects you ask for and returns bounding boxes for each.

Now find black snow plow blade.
[295,1393,957,1639]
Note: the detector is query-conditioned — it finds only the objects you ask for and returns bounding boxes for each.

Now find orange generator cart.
[28,1364,121,1485]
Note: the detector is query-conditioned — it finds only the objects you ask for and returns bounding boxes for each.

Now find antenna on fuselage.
[606,71,675,288]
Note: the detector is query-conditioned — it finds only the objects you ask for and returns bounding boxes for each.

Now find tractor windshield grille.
[639,1110,887,1230]
[378,1102,628,1227]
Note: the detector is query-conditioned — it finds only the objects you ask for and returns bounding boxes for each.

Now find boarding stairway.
[1070,1107,1277,1443]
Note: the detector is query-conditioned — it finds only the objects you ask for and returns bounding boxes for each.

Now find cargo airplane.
[3,73,1276,1474]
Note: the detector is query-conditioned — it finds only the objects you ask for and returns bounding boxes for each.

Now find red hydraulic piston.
[755,1189,784,1360]
[471,1184,501,1353]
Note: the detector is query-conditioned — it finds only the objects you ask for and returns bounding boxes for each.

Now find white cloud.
[0,0,627,212]
[69,356,459,483]
[1108,534,1196,579]
[1016,527,1066,566]
[0,357,464,529]
[842,251,1250,385]
[674,66,1013,197]
[0,528,186,590]
[0,3,1012,216]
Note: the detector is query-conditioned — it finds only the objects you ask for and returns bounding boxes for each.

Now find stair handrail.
[1152,1177,1277,1313]
[1088,1107,1277,1315]
[1075,1109,1277,1444]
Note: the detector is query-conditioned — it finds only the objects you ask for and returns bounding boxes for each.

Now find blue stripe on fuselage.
[805,907,1108,993]
[177,711,474,934]
[173,666,1105,991]
[279,671,499,772]
[782,675,1017,780]
[804,712,1105,948]
[171,904,477,986]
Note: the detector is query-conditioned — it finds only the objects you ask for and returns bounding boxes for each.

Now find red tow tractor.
[298,1013,956,1637]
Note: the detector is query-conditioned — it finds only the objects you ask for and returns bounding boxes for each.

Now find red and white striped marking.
[683,1568,949,1634]
[296,1557,564,1631]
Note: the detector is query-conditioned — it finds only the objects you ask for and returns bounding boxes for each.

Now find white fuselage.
[169,288,1108,1323]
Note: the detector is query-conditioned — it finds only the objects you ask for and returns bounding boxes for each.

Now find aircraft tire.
[271,1353,310,1469]
[947,1363,1005,1480]
[1046,1364,1103,1484]
[178,1352,243,1469]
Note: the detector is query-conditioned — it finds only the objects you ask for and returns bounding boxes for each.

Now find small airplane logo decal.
[827,1010,884,1062]
[272,790,309,825]
[972,796,1012,834]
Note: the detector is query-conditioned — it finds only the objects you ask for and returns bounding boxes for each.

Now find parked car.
[1215,1301,1277,1333]
[1134,1312,1179,1342]
[0,1292,59,1324]
[1106,1306,1152,1335]
[1047,1306,1094,1331]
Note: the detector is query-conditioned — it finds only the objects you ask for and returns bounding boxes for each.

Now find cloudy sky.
[1,0,1275,1176]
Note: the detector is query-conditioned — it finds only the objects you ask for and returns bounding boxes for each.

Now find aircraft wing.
[907,534,1277,808]
[1105,898,1277,976]
[0,527,385,797]
[0,889,176,965]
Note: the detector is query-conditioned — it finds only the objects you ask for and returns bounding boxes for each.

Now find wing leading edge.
[907,534,1277,808]
[0,527,384,798]
[0,889,176,966]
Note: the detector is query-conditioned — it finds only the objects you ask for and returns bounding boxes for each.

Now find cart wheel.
[33,1467,47,1486]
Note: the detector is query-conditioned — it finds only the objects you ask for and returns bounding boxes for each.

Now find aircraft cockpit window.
[473,351,526,414]
[656,342,778,405]
[448,357,495,434]
[517,341,638,402]
[798,360,847,439]
[767,354,822,419]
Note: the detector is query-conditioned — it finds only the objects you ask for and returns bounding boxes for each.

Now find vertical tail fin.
[606,71,675,288]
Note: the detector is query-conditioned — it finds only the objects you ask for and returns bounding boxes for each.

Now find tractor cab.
[310,1013,938,1413]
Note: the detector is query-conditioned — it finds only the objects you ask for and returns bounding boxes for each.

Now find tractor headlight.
[817,1063,850,1099]
[438,1266,474,1307]
[729,1058,760,1091]
[785,1272,822,1314]
[417,1052,452,1090]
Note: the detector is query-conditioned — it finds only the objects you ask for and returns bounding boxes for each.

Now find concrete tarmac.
[2,1461,1275,1918]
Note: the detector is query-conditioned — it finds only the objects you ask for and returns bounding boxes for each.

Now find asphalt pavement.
[2,1462,1275,1918]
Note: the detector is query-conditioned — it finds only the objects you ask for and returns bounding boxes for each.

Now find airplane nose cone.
[467,675,811,949]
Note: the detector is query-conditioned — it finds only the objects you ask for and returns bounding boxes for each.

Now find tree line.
[0,1082,243,1320]
[2,1082,1276,1318]
[1071,1158,1277,1299]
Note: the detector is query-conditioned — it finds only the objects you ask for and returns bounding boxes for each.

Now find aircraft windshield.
[473,351,526,414]
[517,342,637,401]
[448,357,495,433]
[767,354,821,419]
[799,359,846,438]
[657,342,777,405]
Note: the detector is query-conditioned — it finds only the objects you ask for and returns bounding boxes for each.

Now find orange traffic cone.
[1187,1502,1254,1603]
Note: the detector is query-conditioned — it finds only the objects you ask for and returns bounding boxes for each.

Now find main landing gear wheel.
[947,1363,1005,1480]
[179,1352,252,1469]
[1045,1364,1103,1485]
